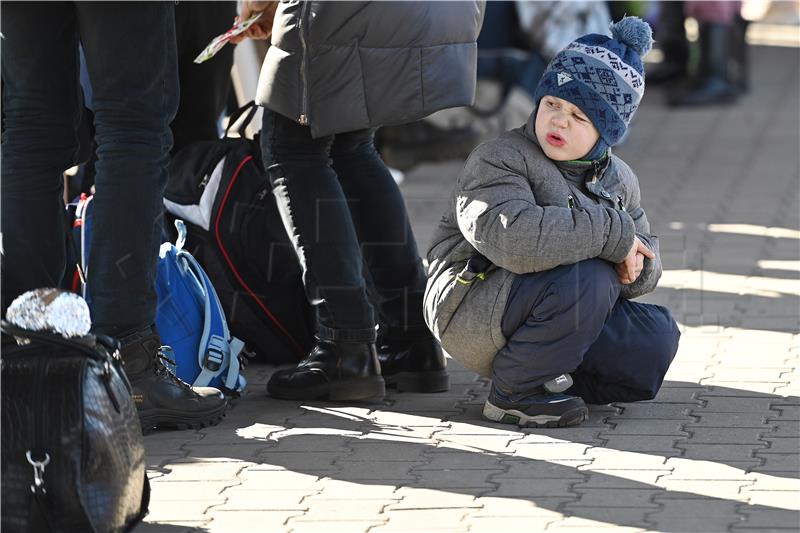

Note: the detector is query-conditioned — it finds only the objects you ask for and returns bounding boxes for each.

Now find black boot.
[119,327,228,432]
[669,23,738,107]
[378,337,449,393]
[267,340,386,401]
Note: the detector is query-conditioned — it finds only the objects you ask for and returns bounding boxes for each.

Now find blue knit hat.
[533,17,653,156]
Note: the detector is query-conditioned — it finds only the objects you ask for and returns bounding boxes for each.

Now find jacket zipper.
[298,1,312,126]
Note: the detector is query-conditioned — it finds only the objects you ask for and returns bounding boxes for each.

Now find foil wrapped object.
[6,288,91,338]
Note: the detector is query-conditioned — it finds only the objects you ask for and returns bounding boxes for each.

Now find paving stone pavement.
[139,45,799,532]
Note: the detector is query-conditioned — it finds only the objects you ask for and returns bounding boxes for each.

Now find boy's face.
[534,96,601,161]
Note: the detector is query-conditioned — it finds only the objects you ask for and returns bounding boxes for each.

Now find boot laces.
[154,346,193,391]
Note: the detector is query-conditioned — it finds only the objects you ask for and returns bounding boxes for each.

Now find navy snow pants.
[492,259,680,404]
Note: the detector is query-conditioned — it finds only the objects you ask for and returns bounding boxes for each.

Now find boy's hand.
[616,236,655,284]
[230,1,278,44]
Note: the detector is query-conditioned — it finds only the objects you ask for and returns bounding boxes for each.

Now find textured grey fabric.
[256,1,485,138]
[423,116,661,377]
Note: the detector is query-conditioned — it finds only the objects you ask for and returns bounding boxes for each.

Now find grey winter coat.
[423,118,662,377]
[256,1,486,138]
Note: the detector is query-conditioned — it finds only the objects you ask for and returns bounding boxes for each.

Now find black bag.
[1,322,150,533]
[164,102,314,364]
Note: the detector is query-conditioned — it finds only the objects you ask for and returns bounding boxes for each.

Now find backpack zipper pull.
[198,173,210,189]
[567,195,575,209]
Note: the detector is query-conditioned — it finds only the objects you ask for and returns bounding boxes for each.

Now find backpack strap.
[77,195,93,299]
[224,101,259,139]
[175,248,244,390]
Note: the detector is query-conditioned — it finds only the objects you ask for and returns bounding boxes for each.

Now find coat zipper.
[298,1,312,126]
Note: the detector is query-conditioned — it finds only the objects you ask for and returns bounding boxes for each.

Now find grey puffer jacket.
[256,1,485,138]
[423,118,661,377]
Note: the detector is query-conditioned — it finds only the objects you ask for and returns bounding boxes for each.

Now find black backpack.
[164,102,313,364]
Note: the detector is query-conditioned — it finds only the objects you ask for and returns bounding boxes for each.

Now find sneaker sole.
[482,400,588,428]
[268,376,386,402]
[139,405,228,434]
[384,370,449,393]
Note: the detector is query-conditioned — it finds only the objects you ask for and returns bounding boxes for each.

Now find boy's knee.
[554,259,619,312]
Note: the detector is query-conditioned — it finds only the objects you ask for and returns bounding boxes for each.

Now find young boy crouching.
[424,17,680,428]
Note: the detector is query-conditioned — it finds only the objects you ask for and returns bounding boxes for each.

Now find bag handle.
[1,320,114,364]
[224,101,259,140]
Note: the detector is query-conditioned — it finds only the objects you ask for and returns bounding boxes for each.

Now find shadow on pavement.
[143,376,799,532]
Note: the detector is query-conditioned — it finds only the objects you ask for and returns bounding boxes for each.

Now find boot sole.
[139,404,228,434]
[268,376,386,402]
[482,400,588,428]
[384,370,449,393]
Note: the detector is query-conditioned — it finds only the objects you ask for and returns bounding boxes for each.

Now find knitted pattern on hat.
[533,16,653,147]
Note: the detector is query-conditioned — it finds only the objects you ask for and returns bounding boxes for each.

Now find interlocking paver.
[646,517,743,533]
[570,487,663,509]
[574,469,668,488]
[657,479,755,500]
[599,435,687,455]
[288,520,384,533]
[546,517,648,531]
[203,510,302,532]
[751,453,800,474]
[411,469,504,490]
[760,437,800,453]
[690,412,772,427]
[370,509,470,532]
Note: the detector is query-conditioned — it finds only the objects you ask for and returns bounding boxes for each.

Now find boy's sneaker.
[483,381,588,428]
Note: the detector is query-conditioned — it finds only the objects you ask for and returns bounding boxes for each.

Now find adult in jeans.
[233,1,485,401]
[1,2,227,431]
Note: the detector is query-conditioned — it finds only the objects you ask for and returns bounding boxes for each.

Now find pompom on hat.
[533,16,653,154]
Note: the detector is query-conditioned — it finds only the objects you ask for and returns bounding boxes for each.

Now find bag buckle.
[203,336,228,372]
[26,451,50,494]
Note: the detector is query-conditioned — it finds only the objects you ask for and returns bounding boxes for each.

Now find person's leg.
[77,2,226,430]
[1,3,81,312]
[647,1,689,85]
[260,110,384,401]
[330,129,448,392]
[566,299,681,405]
[669,1,741,107]
[77,1,178,337]
[484,259,620,427]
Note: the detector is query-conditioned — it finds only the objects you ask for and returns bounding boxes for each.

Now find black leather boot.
[669,23,738,107]
[119,327,228,432]
[267,340,386,401]
[378,337,449,393]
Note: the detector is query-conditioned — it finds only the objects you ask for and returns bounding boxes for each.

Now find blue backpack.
[154,220,246,394]
[65,197,246,394]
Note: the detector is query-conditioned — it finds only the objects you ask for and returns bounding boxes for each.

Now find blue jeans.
[1,2,179,337]
[260,110,429,344]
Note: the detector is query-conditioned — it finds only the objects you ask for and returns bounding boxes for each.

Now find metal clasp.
[26,451,50,494]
